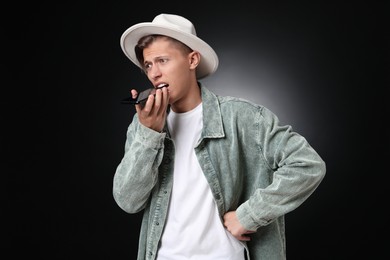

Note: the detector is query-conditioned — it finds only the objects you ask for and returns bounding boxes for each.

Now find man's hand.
[223,211,256,241]
[133,87,169,132]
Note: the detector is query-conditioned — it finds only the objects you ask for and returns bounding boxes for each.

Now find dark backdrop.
[3,1,388,259]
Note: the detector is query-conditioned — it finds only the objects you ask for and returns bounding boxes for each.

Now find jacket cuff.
[133,123,166,150]
[236,201,270,231]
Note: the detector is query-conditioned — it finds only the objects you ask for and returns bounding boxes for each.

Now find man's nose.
[149,64,162,79]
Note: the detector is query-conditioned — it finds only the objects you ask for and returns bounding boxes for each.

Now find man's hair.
[135,35,193,70]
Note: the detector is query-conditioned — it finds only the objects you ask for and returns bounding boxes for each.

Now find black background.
[2,1,388,259]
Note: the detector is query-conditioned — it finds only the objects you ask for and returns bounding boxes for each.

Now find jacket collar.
[199,83,225,139]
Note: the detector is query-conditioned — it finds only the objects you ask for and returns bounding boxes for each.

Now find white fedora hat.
[120,13,219,79]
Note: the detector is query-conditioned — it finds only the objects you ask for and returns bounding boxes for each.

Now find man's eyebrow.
[144,55,169,64]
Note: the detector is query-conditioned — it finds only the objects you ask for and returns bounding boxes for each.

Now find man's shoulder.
[217,94,264,111]
[200,84,266,115]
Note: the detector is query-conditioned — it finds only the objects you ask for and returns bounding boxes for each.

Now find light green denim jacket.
[113,84,326,260]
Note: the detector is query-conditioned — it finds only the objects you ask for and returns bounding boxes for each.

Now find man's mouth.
[156,83,169,89]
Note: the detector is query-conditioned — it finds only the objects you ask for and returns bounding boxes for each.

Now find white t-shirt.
[157,103,245,260]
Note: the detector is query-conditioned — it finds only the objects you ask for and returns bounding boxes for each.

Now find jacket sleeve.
[236,107,326,230]
[112,114,166,213]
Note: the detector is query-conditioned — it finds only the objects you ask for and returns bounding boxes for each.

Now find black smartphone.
[121,88,153,105]
[121,84,168,106]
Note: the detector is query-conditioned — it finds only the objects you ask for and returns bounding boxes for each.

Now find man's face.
[142,37,195,107]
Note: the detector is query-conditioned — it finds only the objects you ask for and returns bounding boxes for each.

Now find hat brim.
[120,22,219,79]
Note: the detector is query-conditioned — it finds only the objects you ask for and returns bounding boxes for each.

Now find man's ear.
[189,51,200,69]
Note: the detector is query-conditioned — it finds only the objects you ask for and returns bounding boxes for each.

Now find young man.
[113,13,326,260]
